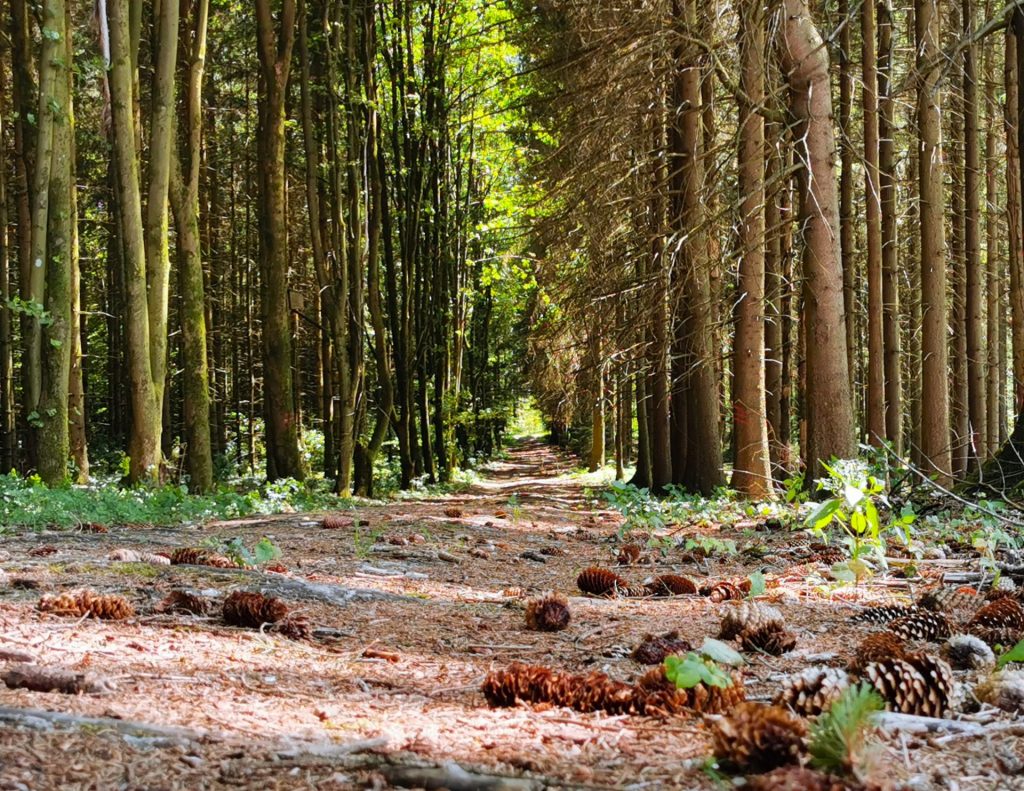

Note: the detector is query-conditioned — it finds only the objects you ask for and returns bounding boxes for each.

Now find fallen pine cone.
[774,667,850,716]
[576,566,629,597]
[222,591,288,628]
[273,615,312,641]
[886,610,952,642]
[443,506,464,518]
[739,622,797,655]
[38,590,134,620]
[108,548,172,565]
[943,634,995,670]
[634,664,745,715]
[848,631,906,675]
[968,597,1024,632]
[170,547,239,568]
[719,601,783,640]
[616,543,643,565]
[862,652,954,717]
[975,670,1024,713]
[710,701,806,772]
[2,663,116,695]
[321,513,354,530]
[850,604,919,625]
[156,590,210,616]
[630,631,691,665]
[701,580,745,603]
[29,545,58,557]
[646,574,697,596]
[747,766,876,791]
[524,593,571,632]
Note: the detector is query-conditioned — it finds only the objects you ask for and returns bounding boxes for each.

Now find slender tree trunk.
[916,0,952,481]
[780,0,856,482]
[985,13,1002,453]
[68,70,88,482]
[1009,28,1024,413]
[879,0,902,454]
[863,0,885,445]
[169,0,213,493]
[838,0,856,398]
[0,51,13,472]
[255,0,305,481]
[731,0,771,498]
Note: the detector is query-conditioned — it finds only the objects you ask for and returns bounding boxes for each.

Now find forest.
[4,0,1024,788]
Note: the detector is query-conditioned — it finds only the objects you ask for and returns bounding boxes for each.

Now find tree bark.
[780,0,856,482]
[731,0,771,498]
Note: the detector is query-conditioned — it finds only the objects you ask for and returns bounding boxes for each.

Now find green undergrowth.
[0,472,354,532]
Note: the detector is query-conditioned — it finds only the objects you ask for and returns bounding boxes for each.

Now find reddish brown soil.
[0,439,1019,789]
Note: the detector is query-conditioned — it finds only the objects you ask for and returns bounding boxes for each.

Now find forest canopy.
[1,0,1024,501]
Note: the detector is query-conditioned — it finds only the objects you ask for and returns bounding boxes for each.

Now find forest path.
[0,440,1006,789]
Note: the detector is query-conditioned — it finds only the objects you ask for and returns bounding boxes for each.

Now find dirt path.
[0,440,1016,789]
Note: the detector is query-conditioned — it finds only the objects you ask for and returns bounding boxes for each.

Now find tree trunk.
[780,0,856,482]
[916,0,952,482]
[731,0,771,498]
[255,0,305,481]
[837,0,857,399]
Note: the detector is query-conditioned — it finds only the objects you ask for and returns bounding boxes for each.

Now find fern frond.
[808,682,884,776]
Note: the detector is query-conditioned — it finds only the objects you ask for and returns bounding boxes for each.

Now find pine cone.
[170,547,238,568]
[273,615,312,641]
[975,670,1024,713]
[917,586,980,620]
[635,665,745,715]
[848,631,905,674]
[576,567,628,597]
[616,543,643,565]
[774,667,851,716]
[645,574,697,596]
[524,593,571,632]
[863,652,954,716]
[719,601,783,640]
[969,626,1023,647]
[746,766,869,791]
[38,590,134,620]
[968,597,1024,631]
[157,590,210,616]
[631,631,691,665]
[943,634,995,670]
[443,506,464,518]
[481,663,639,715]
[886,610,953,642]
[710,701,806,772]
[222,591,289,628]
[740,622,797,655]
[701,580,745,602]
[321,513,354,530]
[850,604,919,624]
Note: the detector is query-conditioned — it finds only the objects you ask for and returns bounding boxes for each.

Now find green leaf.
[851,510,867,535]
[746,570,766,598]
[830,561,857,583]
[254,536,281,565]
[998,638,1024,668]
[663,654,703,688]
[805,498,840,529]
[699,638,745,666]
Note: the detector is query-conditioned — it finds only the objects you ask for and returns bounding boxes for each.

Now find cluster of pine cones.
[576,565,746,600]
[481,661,744,717]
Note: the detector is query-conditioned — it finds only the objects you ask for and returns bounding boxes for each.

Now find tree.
[780,0,855,482]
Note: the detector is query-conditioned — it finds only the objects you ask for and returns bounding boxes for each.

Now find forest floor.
[0,438,1021,790]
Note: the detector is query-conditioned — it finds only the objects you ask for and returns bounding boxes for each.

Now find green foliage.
[804,459,915,582]
[202,535,281,568]
[783,471,809,504]
[808,683,884,776]
[683,535,737,557]
[603,480,669,535]
[698,638,746,666]
[997,638,1024,668]
[664,653,733,689]
[746,571,766,598]
[0,471,352,530]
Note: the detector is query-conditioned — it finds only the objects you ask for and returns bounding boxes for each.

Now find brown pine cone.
[481,663,639,715]
[443,506,464,518]
[969,626,1023,648]
[321,513,354,530]
[701,580,745,602]
[157,590,210,616]
[635,665,745,715]
[645,574,697,596]
[740,622,797,655]
[943,634,995,670]
[38,590,134,620]
[170,547,238,568]
[917,586,980,620]
[863,652,954,716]
[273,615,312,641]
[747,766,870,791]
[710,701,806,772]
[886,610,953,642]
[631,631,691,665]
[576,567,628,597]
[850,604,919,624]
[619,583,652,597]
[222,591,289,628]
[968,597,1024,632]
[524,593,571,632]
[719,601,783,640]
[774,667,851,716]
[616,543,643,565]
[848,631,906,674]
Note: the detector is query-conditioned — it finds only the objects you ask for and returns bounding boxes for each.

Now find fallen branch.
[0,705,213,740]
[2,664,117,695]
[378,761,544,791]
[874,712,986,735]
